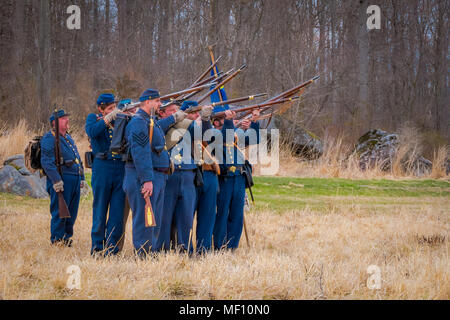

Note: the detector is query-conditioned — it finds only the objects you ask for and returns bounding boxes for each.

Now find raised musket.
[184,93,267,113]
[196,64,247,103]
[160,82,218,101]
[190,55,223,86]
[236,75,320,120]
[120,100,141,113]
[144,197,156,227]
[267,75,319,102]
[190,72,223,88]
[178,69,233,101]
[211,96,301,119]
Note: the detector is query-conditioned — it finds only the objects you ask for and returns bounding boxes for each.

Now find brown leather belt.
[154,167,170,174]
[202,163,215,171]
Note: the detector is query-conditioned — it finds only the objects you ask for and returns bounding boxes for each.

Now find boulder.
[1,154,48,198]
[0,165,48,198]
[355,129,432,176]
[269,117,323,159]
[4,154,32,176]
[290,127,323,159]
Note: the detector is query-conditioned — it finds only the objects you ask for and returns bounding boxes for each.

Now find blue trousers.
[158,170,196,252]
[123,167,167,255]
[91,159,126,255]
[46,174,81,243]
[213,174,246,250]
[195,171,219,253]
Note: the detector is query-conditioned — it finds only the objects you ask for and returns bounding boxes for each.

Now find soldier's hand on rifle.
[251,109,260,121]
[239,119,251,130]
[186,110,199,121]
[104,108,121,124]
[225,110,236,120]
[53,180,64,193]
[141,181,153,198]
[173,110,187,123]
[200,105,213,121]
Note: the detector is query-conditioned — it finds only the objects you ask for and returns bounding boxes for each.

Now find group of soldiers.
[40,89,260,257]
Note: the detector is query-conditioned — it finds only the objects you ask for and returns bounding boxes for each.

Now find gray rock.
[355,129,432,176]
[269,117,323,159]
[4,154,32,176]
[291,127,323,159]
[0,157,49,199]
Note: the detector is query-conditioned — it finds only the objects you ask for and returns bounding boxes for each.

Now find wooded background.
[0,0,448,149]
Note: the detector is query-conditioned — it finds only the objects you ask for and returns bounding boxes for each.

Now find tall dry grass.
[0,120,90,168]
[0,195,448,299]
[430,146,449,179]
[271,134,387,179]
[0,119,34,164]
[0,121,448,300]
[391,126,424,177]
[0,121,448,179]
[269,129,449,180]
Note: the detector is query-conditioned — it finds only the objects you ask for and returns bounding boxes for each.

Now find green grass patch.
[1,175,448,215]
[251,177,449,213]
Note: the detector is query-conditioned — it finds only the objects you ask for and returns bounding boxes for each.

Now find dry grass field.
[0,176,448,300]
[0,122,449,300]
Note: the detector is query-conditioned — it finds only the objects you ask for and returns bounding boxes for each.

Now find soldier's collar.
[51,129,69,138]
[136,108,150,119]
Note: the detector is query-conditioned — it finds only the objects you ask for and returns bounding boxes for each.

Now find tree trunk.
[37,0,51,124]
[358,0,370,128]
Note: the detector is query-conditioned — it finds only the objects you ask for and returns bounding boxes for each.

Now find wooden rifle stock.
[237,75,320,120]
[267,75,320,103]
[160,83,215,100]
[212,96,300,119]
[191,55,223,86]
[184,93,267,113]
[190,72,222,88]
[179,70,232,101]
[53,108,71,219]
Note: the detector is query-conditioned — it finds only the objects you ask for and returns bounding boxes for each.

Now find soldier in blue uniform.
[212,108,260,250]
[115,98,138,252]
[41,110,88,246]
[194,107,221,254]
[157,100,213,253]
[85,93,126,256]
[122,89,186,257]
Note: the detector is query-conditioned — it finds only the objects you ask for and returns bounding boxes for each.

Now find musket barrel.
[237,75,320,120]
[184,93,267,113]
[197,64,247,103]
[191,55,223,86]
[212,96,300,119]
[160,82,216,100]
[179,69,232,101]
[211,92,267,107]
[267,75,320,103]
[191,72,223,88]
